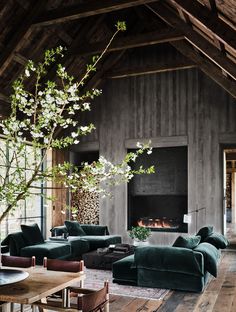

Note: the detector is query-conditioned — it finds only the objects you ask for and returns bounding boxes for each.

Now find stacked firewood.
[71,191,99,224]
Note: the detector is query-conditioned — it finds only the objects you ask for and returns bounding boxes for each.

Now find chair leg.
[104,294,109,312]
[10,303,13,312]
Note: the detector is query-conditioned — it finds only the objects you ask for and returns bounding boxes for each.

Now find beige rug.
[83,267,169,300]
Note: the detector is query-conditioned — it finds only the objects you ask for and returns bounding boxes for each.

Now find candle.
[32,256,36,267]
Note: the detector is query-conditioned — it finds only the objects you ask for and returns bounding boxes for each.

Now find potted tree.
[129,226,151,246]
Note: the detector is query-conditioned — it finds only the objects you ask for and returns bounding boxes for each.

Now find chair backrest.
[46,258,84,273]
[77,281,109,312]
[1,255,35,268]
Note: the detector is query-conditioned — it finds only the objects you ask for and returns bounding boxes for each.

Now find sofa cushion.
[79,235,121,250]
[21,223,44,245]
[134,246,203,277]
[81,225,109,236]
[203,233,229,249]
[67,237,90,257]
[196,226,214,242]
[173,235,201,249]
[21,242,71,264]
[194,242,219,277]
[65,221,86,236]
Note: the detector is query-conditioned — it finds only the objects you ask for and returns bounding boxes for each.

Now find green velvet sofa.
[113,226,229,292]
[113,244,219,292]
[50,221,122,258]
[2,222,122,263]
[2,224,71,264]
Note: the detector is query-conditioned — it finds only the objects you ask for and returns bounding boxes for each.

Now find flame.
[137,218,178,229]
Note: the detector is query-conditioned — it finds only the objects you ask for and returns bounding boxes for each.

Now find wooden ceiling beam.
[106,58,196,78]
[70,28,184,56]
[146,3,236,81]
[44,15,106,82]
[0,1,46,76]
[0,93,10,104]
[170,0,236,52]
[171,40,236,99]
[34,0,159,27]
[13,53,28,66]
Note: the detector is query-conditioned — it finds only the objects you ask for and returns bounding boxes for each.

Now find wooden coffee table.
[82,247,134,270]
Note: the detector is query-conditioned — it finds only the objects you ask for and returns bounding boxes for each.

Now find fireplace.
[128,194,187,232]
[127,146,188,233]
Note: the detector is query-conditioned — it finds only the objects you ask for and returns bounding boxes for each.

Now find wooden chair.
[34,281,109,312]
[1,255,35,312]
[33,258,109,312]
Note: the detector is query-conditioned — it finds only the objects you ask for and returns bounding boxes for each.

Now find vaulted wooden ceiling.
[0,0,236,117]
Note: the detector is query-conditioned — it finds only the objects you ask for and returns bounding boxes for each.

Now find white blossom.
[83,103,90,110]
[25,69,30,77]
[71,132,78,138]
[80,126,89,132]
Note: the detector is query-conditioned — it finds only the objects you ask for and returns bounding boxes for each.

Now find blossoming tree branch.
[0,21,154,223]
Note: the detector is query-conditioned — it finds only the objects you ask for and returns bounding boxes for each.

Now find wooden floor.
[109,225,236,312]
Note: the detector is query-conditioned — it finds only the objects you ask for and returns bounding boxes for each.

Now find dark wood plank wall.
[73,45,236,245]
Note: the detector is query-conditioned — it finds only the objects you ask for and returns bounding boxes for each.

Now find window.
[0,139,44,238]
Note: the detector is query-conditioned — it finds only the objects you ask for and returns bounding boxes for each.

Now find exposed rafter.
[34,0,159,27]
[70,28,183,57]
[0,93,10,104]
[13,53,28,66]
[171,40,236,99]
[146,3,236,81]
[170,0,236,52]
[106,58,196,78]
[0,1,47,76]
[45,15,106,82]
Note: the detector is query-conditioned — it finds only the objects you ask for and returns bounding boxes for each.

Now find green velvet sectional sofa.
[2,223,71,264]
[113,226,229,292]
[2,221,122,264]
[51,221,122,259]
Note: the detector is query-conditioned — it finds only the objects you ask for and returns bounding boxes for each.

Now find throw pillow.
[64,220,86,236]
[196,226,214,242]
[194,242,219,277]
[173,235,201,249]
[80,225,109,235]
[204,233,229,249]
[21,223,44,245]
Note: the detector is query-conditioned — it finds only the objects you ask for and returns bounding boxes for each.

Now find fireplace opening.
[128,146,188,233]
[128,194,187,232]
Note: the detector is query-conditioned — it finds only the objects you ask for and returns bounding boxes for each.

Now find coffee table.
[82,247,134,270]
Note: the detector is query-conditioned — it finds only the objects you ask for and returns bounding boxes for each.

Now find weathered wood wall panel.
[52,149,69,227]
[73,45,236,245]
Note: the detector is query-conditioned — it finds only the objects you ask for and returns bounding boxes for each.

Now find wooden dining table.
[0,266,86,312]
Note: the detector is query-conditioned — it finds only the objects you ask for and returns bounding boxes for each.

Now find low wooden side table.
[82,246,134,270]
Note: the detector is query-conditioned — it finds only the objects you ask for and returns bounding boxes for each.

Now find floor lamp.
[184,206,206,232]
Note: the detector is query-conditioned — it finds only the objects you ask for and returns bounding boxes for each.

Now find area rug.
[83,267,169,300]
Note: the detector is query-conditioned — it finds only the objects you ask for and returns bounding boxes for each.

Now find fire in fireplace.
[137,217,180,229]
[128,194,188,233]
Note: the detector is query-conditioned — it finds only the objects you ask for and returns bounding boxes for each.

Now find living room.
[0,1,236,311]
